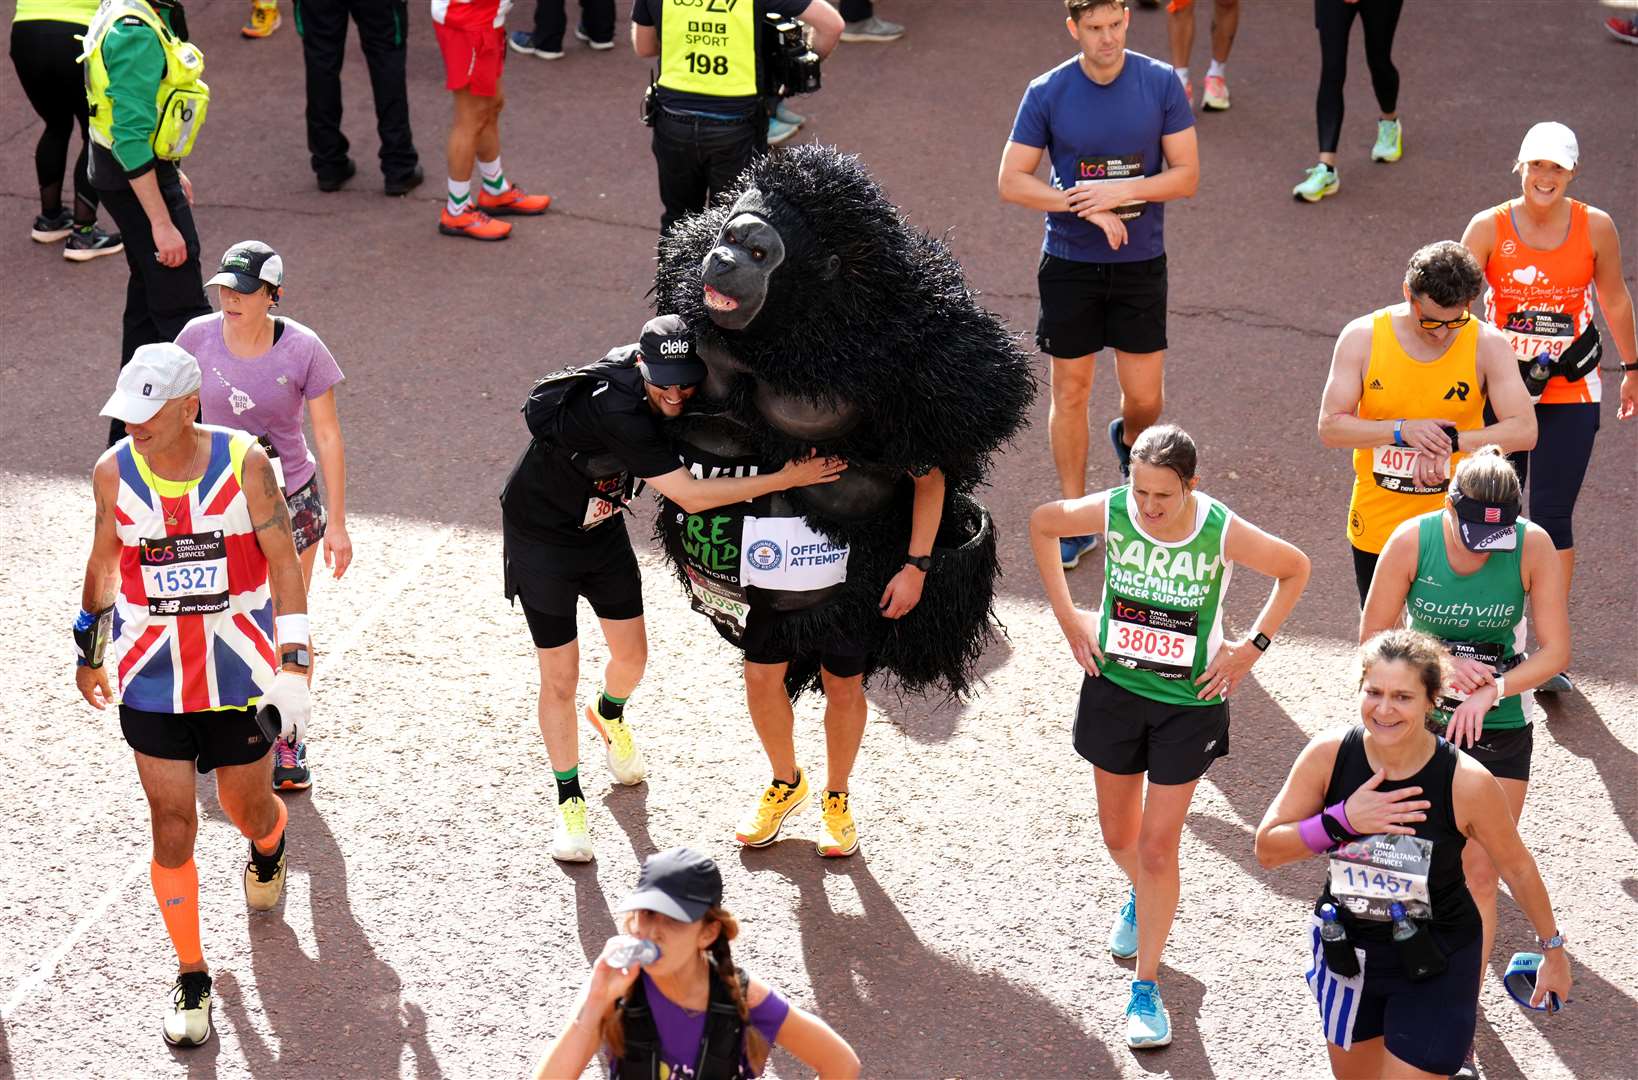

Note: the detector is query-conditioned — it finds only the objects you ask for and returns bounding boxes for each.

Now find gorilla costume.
[653,145,1035,697]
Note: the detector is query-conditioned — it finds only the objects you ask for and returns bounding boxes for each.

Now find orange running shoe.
[241,0,281,38]
[477,184,552,216]
[439,206,512,241]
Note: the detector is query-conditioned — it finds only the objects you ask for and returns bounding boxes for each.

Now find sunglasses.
[1412,300,1472,331]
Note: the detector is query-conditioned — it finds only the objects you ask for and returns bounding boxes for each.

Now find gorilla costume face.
[653,146,1036,697]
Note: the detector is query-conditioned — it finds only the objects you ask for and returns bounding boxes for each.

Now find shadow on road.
[865,635,1014,744]
[0,1014,13,1080]
[566,863,618,969]
[741,847,1119,1078]
[198,793,444,1079]
[1536,692,1638,847]
[602,783,658,865]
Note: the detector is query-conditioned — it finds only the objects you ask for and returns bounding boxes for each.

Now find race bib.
[741,516,849,592]
[1102,597,1197,679]
[1073,155,1147,221]
[1438,639,1505,710]
[1371,444,1448,496]
[1327,834,1434,921]
[139,530,228,616]
[686,565,748,629]
[581,475,628,530]
[1501,310,1575,363]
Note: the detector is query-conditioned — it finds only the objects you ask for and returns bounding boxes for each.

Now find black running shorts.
[734,608,873,679]
[1461,722,1533,782]
[1073,671,1229,785]
[503,526,644,649]
[1347,934,1483,1076]
[120,704,272,774]
[1036,252,1168,358]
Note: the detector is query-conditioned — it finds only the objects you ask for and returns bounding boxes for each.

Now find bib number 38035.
[1102,597,1198,679]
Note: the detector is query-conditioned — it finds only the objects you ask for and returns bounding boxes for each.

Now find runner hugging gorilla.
[653,145,1035,696]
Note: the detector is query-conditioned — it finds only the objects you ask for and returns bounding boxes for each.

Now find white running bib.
[740,516,848,592]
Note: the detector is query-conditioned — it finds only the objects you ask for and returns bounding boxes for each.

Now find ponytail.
[707,907,770,1073]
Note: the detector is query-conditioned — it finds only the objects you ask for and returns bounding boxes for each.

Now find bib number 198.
[686,52,729,76]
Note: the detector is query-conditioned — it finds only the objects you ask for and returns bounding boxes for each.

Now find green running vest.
[1098,487,1233,707]
[1405,511,1528,730]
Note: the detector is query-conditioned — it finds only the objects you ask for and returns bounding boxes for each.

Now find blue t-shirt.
[1009,51,1194,264]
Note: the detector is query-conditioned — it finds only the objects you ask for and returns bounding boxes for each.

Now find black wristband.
[1622,362,1638,372]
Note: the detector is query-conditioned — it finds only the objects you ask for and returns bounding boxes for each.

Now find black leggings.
[1509,402,1600,551]
[1314,0,1403,155]
[8,19,98,220]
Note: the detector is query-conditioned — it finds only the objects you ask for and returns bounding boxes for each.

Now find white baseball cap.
[1517,122,1579,171]
[99,343,202,424]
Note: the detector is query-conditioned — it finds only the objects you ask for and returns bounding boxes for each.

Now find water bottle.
[1319,903,1360,977]
[1522,354,1553,398]
[605,935,660,970]
[1388,901,1447,982]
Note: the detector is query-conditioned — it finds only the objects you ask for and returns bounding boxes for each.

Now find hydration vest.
[616,968,748,1080]
[81,0,209,161]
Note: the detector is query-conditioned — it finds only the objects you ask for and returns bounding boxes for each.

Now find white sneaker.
[162,971,213,1047]
[243,837,286,911]
[552,797,595,862]
[585,703,646,785]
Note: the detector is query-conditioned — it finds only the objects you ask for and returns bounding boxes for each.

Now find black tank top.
[1318,727,1481,946]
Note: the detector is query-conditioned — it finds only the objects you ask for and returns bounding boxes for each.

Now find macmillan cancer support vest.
[657,0,758,98]
[1347,308,1484,554]
[1404,511,1529,731]
[111,427,276,713]
[1097,486,1234,707]
[1482,200,1600,405]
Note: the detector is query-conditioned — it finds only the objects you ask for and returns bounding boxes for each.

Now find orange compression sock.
[151,858,203,966]
[252,797,288,856]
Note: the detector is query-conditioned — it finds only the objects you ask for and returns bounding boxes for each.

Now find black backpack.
[499,355,642,516]
[615,968,748,1080]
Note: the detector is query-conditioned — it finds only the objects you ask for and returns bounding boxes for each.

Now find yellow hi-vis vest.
[657,0,757,98]
[81,0,208,161]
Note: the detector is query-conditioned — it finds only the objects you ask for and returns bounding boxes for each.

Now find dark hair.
[1404,241,1484,308]
[1066,0,1125,20]
[601,906,770,1071]
[1359,628,1447,708]
[1128,423,1197,484]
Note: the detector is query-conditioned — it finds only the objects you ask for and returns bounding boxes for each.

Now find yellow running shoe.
[735,769,809,847]
[241,0,280,38]
[585,702,646,785]
[816,790,859,857]
[243,837,286,911]
[551,797,595,863]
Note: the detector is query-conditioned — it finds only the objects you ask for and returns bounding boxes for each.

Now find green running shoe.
[1292,163,1339,203]
[1372,118,1403,163]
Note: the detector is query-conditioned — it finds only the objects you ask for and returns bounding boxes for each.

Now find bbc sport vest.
[658,0,758,98]
[1347,308,1484,554]
[111,427,276,713]
[1097,486,1234,707]
[1483,200,1599,405]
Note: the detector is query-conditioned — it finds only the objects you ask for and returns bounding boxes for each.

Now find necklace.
[156,430,205,527]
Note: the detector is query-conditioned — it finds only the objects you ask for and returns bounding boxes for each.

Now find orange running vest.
[1347,308,1484,553]
[1482,200,1599,405]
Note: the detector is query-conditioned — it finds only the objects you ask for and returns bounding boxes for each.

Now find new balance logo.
[1203,739,1218,752]
[1369,379,1383,390]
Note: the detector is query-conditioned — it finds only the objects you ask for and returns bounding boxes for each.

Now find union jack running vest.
[111,426,275,713]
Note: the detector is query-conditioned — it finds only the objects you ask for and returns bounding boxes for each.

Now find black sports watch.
[280,645,312,671]
[1622,362,1638,372]
[1251,632,1272,652]
[904,553,933,573]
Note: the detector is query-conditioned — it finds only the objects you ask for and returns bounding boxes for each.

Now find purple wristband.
[1326,802,1354,835]
[1298,813,1332,855]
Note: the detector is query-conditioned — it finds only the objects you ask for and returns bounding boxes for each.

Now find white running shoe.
[585,703,647,785]
[552,797,595,862]
[162,971,213,1047]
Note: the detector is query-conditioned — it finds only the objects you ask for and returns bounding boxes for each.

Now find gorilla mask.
[698,189,838,333]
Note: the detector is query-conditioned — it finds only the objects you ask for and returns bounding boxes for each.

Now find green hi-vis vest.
[81,0,209,161]
[658,0,758,98]
[1098,487,1235,707]
[1405,511,1529,731]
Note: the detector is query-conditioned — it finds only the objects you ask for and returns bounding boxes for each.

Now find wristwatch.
[280,645,312,671]
[904,554,933,573]
[1251,632,1272,652]
[1536,932,1567,951]
[1623,362,1638,372]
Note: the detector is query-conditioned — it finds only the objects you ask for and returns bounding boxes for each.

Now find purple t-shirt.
[610,973,790,1079]
[177,313,344,495]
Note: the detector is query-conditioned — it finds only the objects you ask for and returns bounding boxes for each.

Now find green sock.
[597,690,627,720]
[554,765,583,804]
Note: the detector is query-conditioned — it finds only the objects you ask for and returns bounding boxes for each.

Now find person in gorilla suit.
[651,145,1035,857]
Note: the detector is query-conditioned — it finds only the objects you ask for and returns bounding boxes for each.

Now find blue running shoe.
[1108,417,1132,480]
[1125,979,1172,1048]
[1108,887,1138,958]
[1537,671,1574,694]
[1060,534,1100,569]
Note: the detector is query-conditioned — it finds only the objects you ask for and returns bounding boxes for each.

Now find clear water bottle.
[606,935,660,970]
[1389,901,1446,981]
[1319,903,1359,977]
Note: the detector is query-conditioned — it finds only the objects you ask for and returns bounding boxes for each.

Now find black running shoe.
[1108,417,1132,480]
[63,224,124,262]
[31,208,72,243]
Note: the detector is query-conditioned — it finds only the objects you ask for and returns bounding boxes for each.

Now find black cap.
[207,240,283,294]
[1452,491,1521,552]
[638,315,706,387]
[614,847,723,923]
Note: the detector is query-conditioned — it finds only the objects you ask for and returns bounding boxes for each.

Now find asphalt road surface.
[2,1,1634,1077]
